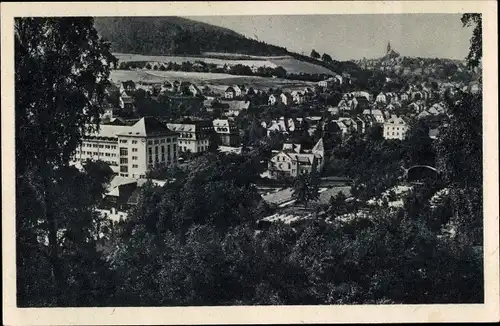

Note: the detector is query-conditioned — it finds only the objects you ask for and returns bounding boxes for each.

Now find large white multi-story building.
[72,117,179,179]
[166,119,213,153]
[383,115,408,140]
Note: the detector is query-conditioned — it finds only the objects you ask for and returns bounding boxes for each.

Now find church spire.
[387,41,391,54]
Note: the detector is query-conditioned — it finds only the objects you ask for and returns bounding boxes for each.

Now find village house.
[334,117,358,136]
[408,102,422,113]
[119,93,135,113]
[383,115,408,140]
[363,109,386,123]
[400,92,410,102]
[161,81,174,94]
[386,103,396,112]
[135,81,156,94]
[224,86,236,99]
[219,100,251,117]
[268,138,325,178]
[291,90,305,104]
[172,80,181,93]
[304,87,315,96]
[71,117,179,179]
[350,91,371,101]
[428,128,440,140]
[327,106,340,116]
[337,98,355,113]
[318,76,336,88]
[386,92,399,104]
[166,119,213,153]
[279,92,294,106]
[213,118,240,147]
[264,117,301,137]
[97,176,167,222]
[355,117,367,134]
[230,85,243,97]
[376,92,387,104]
[119,80,136,94]
[268,94,278,105]
[188,83,202,97]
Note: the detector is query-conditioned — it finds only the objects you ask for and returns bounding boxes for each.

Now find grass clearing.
[113,52,336,75]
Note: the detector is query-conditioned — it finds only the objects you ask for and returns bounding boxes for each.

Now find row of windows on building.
[82,143,117,149]
[118,138,174,145]
[118,173,145,178]
[179,139,209,145]
[276,156,294,163]
[118,157,139,164]
[181,145,209,152]
[76,150,117,158]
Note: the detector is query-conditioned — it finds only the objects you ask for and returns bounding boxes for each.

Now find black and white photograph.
[2,1,499,324]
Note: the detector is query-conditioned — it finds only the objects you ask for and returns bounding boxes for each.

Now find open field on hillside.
[114,53,277,68]
[201,52,291,60]
[110,70,316,93]
[269,57,338,75]
[113,53,335,75]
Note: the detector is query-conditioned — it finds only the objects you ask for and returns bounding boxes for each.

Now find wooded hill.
[94,17,290,56]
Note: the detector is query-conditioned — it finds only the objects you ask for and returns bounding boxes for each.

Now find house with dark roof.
[268,138,325,178]
[97,176,167,222]
[120,80,136,94]
[225,86,236,99]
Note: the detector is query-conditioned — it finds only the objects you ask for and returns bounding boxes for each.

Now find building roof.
[121,80,136,89]
[385,115,407,125]
[428,128,439,139]
[220,100,251,112]
[213,119,233,128]
[166,123,196,133]
[312,138,324,154]
[117,117,178,137]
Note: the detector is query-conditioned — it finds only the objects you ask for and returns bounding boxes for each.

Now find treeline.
[94,17,289,56]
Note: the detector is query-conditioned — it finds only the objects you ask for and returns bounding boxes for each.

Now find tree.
[15,17,116,306]
[310,49,320,60]
[461,14,482,70]
[273,66,287,78]
[145,63,152,69]
[321,53,333,63]
[292,172,321,209]
[404,119,436,166]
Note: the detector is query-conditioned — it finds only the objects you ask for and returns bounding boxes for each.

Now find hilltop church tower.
[387,41,391,55]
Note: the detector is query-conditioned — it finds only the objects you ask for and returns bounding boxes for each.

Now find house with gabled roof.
[268,138,325,178]
[225,86,236,99]
[291,90,305,104]
[363,109,385,123]
[383,115,408,140]
[280,92,294,106]
[120,80,136,94]
[376,92,387,103]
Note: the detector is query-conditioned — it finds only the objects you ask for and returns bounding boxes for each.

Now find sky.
[184,14,473,61]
